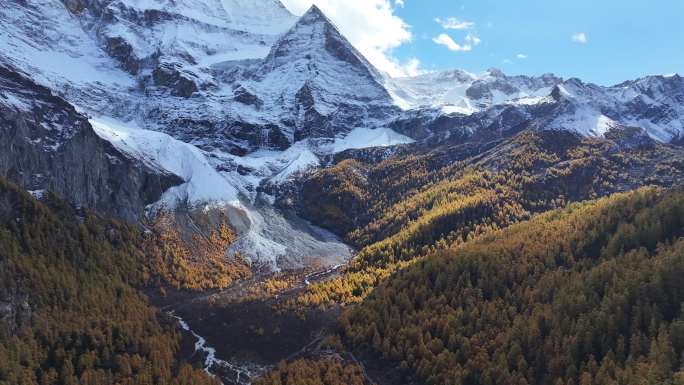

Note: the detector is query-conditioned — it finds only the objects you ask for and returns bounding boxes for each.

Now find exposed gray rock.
[152,63,199,98]
[104,36,142,75]
[0,66,182,222]
[605,126,656,152]
[233,86,263,108]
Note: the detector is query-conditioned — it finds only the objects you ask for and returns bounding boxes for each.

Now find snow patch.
[0,93,31,110]
[332,127,414,153]
[90,117,240,208]
[270,142,321,183]
[552,107,617,137]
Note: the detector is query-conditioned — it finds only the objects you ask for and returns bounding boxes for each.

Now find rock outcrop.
[0,66,182,222]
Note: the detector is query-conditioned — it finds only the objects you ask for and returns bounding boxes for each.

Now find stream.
[172,314,262,385]
[166,262,349,384]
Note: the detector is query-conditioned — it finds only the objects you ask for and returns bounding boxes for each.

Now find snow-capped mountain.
[2,1,681,150]
[0,0,135,113]
[388,69,561,114]
[388,70,684,145]
[66,0,297,82]
[0,64,181,221]
[0,0,683,268]
[234,5,398,143]
[548,75,684,141]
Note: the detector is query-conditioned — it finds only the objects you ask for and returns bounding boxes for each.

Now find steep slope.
[341,188,684,385]
[1,0,683,270]
[0,177,218,385]
[0,0,135,113]
[549,75,684,141]
[65,0,297,94]
[89,117,355,268]
[0,65,181,222]
[0,1,364,267]
[234,5,399,143]
[282,128,684,306]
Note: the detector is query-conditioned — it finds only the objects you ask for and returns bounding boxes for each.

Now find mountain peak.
[246,0,394,143]
[297,4,336,27]
[304,4,325,17]
[259,3,381,80]
[487,68,506,78]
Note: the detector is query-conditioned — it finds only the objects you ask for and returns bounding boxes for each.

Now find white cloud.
[572,32,588,44]
[503,59,513,64]
[434,17,475,30]
[516,53,528,59]
[402,57,423,76]
[432,16,481,53]
[395,0,405,8]
[280,0,417,77]
[433,33,473,52]
[465,33,481,46]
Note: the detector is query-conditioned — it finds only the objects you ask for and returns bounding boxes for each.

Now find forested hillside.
[288,130,684,308]
[0,178,220,385]
[341,187,684,385]
[254,358,367,385]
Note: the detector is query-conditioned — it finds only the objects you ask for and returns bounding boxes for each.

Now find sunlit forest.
[289,130,684,308]
[0,178,220,385]
[2,131,683,385]
[342,187,684,385]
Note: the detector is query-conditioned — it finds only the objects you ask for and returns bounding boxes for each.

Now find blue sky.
[282,0,683,85]
[391,0,684,85]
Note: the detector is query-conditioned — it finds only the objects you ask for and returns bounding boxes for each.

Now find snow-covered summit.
[69,0,298,97]
[546,75,684,141]
[257,5,385,83]
[388,68,562,114]
[234,5,397,142]
[4,1,681,149]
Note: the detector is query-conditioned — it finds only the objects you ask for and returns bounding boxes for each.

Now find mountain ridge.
[0,0,683,267]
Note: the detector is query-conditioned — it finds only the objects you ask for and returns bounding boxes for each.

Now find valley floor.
[152,264,348,385]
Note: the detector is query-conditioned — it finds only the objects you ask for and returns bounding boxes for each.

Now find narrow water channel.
[172,314,261,385]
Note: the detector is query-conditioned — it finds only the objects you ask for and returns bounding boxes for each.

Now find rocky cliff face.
[0,66,182,222]
[61,0,297,87]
